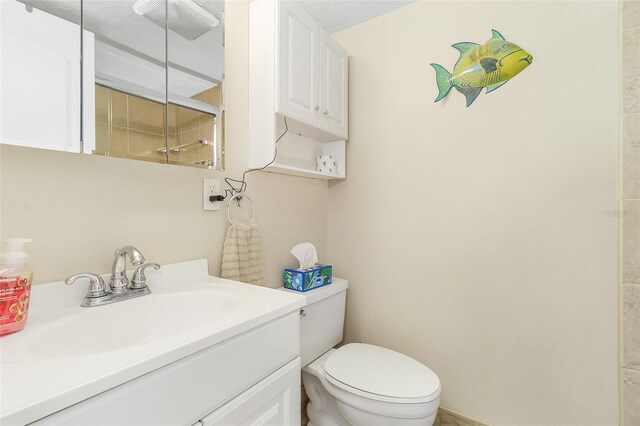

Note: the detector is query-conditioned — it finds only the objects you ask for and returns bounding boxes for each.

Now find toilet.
[281,278,441,426]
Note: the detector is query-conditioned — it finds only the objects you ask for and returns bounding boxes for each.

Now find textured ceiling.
[296,0,415,34]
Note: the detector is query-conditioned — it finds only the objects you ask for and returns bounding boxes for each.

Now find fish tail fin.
[430,63,453,103]
[456,86,483,107]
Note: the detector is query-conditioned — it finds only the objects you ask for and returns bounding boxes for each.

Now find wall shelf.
[265,163,344,180]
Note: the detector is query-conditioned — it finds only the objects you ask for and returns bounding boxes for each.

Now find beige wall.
[0,0,328,287]
[331,1,619,424]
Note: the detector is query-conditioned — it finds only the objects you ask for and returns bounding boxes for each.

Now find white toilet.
[281,278,441,426]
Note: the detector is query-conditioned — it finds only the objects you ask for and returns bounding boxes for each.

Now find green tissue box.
[283,264,332,292]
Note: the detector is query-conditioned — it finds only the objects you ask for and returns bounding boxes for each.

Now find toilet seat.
[324,343,441,404]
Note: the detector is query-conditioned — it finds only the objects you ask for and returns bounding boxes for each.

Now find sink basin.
[25,286,243,358]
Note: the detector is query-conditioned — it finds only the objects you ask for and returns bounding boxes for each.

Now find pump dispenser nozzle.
[2,238,31,265]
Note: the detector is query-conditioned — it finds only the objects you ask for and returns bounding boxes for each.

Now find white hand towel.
[221,218,266,285]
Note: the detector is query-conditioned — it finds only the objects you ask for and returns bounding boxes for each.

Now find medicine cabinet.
[0,0,225,170]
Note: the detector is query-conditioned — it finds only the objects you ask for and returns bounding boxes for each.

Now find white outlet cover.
[203,178,221,211]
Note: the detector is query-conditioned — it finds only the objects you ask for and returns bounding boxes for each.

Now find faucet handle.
[130,263,160,289]
[65,273,107,297]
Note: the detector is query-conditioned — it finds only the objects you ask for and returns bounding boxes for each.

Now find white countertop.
[0,259,305,425]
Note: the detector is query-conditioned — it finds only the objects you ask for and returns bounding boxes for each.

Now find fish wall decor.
[430,29,533,107]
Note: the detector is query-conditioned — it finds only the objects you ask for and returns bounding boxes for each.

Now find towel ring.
[227,193,256,224]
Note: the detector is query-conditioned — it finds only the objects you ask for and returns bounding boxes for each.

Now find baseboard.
[435,407,489,426]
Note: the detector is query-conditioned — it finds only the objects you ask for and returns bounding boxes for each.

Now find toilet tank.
[280,278,348,366]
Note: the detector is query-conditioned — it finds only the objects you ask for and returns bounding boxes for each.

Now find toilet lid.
[324,343,440,403]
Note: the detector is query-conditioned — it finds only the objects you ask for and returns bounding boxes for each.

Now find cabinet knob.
[323,109,329,115]
[314,105,319,111]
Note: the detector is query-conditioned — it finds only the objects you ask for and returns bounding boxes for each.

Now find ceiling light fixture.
[133,0,220,41]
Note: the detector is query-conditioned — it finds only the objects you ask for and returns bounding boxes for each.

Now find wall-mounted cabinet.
[250,0,348,180]
[1,0,225,170]
[0,1,94,154]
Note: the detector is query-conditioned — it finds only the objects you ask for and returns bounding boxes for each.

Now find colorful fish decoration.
[430,29,533,107]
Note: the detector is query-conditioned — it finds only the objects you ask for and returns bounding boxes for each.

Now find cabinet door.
[0,0,82,152]
[200,358,301,426]
[320,34,348,140]
[276,1,320,126]
[29,313,300,426]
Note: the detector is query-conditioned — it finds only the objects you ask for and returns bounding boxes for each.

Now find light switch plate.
[203,178,221,211]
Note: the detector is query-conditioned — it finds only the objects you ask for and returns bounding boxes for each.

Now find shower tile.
[624,114,640,198]
[200,124,214,143]
[94,122,109,155]
[128,97,165,135]
[178,128,200,145]
[168,134,178,149]
[110,126,128,158]
[177,128,200,164]
[111,91,128,128]
[199,112,215,127]
[95,86,109,125]
[128,130,164,161]
[624,28,640,114]
[179,107,201,132]
[624,368,640,426]
[625,1,640,31]
[624,284,640,370]
[198,143,214,165]
[624,200,640,284]
[167,104,178,135]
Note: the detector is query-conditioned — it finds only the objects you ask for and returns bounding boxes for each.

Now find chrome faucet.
[110,245,145,293]
[66,246,160,307]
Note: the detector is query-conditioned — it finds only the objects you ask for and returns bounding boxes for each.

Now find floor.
[300,408,485,426]
[299,375,486,425]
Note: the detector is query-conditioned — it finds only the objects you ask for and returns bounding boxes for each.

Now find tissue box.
[284,264,332,292]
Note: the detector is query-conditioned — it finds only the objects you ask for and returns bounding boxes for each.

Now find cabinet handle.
[314,105,319,111]
[323,109,329,115]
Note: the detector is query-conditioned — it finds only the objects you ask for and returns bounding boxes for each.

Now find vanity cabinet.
[250,0,348,180]
[29,313,301,426]
[198,359,299,425]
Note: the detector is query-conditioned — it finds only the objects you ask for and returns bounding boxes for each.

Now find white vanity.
[0,260,305,425]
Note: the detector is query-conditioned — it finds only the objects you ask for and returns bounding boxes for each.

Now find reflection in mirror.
[0,0,83,152]
[84,0,168,164]
[94,85,167,163]
[0,0,225,170]
[167,0,224,170]
[166,103,219,168]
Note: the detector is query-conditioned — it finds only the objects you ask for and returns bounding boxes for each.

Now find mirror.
[167,0,224,169]
[0,0,225,170]
[85,0,168,164]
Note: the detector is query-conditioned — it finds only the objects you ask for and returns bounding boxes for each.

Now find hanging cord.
[220,117,290,205]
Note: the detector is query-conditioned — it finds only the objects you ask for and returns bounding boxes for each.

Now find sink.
[23,285,244,358]
[0,259,306,425]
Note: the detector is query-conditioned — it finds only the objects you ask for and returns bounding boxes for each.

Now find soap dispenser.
[0,238,33,336]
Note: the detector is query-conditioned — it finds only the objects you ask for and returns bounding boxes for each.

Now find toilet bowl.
[303,345,440,426]
[281,279,441,426]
